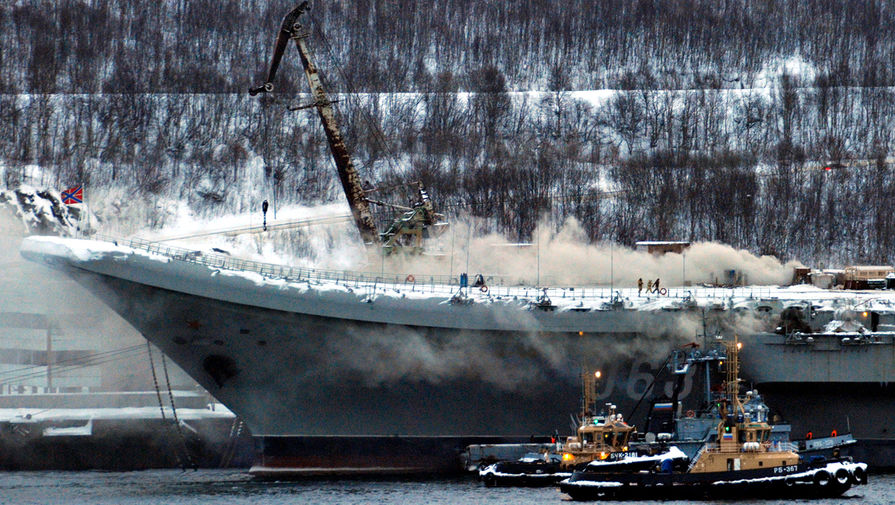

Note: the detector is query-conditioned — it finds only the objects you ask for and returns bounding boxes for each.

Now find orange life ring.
[405,274,415,283]
[685,410,695,418]
[480,285,489,293]
[806,431,813,440]
[831,429,837,437]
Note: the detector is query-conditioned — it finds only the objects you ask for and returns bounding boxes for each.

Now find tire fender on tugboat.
[834,468,850,486]
[813,469,832,488]
[852,466,867,485]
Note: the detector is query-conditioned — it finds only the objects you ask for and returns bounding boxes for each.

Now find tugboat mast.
[724,336,744,415]
[250,2,379,246]
[580,369,600,418]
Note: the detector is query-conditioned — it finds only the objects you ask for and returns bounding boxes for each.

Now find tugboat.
[560,337,868,500]
[479,372,636,486]
[476,450,565,486]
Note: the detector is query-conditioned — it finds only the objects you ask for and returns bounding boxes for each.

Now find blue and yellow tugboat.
[479,372,636,486]
[560,337,868,500]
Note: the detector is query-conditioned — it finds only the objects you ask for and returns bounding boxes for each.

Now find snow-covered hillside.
[3,1,895,267]
[0,185,89,237]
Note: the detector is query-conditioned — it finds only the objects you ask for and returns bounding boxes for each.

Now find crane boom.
[250,2,380,246]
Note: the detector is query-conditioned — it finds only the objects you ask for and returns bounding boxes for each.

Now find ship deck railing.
[703,441,797,453]
[774,441,798,452]
[93,235,793,302]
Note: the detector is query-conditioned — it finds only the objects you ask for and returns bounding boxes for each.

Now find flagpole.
[78,182,85,238]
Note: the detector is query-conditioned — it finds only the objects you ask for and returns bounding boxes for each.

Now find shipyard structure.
[0,198,254,471]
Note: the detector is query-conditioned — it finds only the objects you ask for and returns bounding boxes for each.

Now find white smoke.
[69,188,801,291]
[368,217,802,288]
[0,188,193,393]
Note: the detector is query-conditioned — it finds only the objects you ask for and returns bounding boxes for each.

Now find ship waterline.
[19,236,895,473]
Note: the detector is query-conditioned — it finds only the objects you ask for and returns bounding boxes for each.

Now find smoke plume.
[364,217,803,288]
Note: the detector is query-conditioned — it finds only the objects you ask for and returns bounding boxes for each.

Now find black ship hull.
[478,460,570,487]
[252,435,521,476]
[560,459,868,501]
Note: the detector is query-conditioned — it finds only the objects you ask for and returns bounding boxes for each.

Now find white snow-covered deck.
[22,235,895,317]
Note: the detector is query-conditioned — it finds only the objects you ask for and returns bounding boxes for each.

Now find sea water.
[0,470,891,505]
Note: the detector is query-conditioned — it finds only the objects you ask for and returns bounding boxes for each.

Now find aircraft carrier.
[20,235,895,473]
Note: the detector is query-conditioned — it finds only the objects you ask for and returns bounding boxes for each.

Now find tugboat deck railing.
[702,441,797,454]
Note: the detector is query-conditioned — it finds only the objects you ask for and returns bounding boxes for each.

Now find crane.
[250,3,445,253]
[250,2,378,246]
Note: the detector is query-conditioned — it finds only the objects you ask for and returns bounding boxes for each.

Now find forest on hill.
[1,0,894,265]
